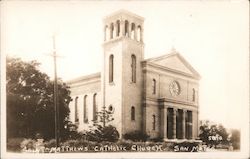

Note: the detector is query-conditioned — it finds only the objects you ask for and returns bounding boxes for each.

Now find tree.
[6,57,72,140]
[86,106,119,142]
[95,105,114,128]
[199,120,229,147]
[229,129,240,150]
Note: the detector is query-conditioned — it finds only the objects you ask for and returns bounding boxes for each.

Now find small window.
[152,79,156,94]
[108,105,114,112]
[125,20,129,37]
[137,25,141,41]
[109,55,114,83]
[75,97,79,122]
[93,93,97,121]
[131,23,135,40]
[83,95,88,123]
[131,106,135,121]
[110,23,114,39]
[152,115,156,130]
[116,20,120,37]
[192,88,195,102]
[131,55,136,83]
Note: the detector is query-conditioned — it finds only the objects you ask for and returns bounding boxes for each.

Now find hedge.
[7,138,203,153]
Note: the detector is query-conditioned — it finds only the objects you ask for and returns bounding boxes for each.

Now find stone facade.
[67,10,200,140]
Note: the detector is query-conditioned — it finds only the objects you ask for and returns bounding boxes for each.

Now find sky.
[1,0,249,130]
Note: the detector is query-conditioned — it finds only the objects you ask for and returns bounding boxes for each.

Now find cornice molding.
[142,63,199,82]
[158,97,198,107]
[67,72,101,86]
[102,36,144,47]
[69,79,101,88]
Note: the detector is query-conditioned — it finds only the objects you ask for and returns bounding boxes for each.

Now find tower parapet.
[103,10,144,43]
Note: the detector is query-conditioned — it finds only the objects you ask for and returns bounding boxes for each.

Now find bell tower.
[102,10,144,136]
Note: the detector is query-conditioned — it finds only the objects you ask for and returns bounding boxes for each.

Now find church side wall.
[68,79,101,132]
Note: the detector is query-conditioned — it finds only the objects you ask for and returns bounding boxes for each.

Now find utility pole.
[52,35,60,147]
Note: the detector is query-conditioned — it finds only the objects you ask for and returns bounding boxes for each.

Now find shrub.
[123,131,149,142]
[20,138,36,151]
[44,139,56,148]
[162,141,175,151]
[7,138,25,152]
[232,141,240,150]
[230,129,240,150]
[86,125,119,142]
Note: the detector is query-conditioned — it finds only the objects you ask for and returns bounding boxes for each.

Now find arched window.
[131,54,136,83]
[109,55,114,83]
[110,23,114,39]
[192,88,195,102]
[75,97,79,122]
[152,79,156,94]
[83,95,88,123]
[137,25,141,41]
[152,115,156,130]
[131,106,135,121]
[116,20,120,37]
[131,23,135,40]
[93,93,97,121]
[125,20,129,37]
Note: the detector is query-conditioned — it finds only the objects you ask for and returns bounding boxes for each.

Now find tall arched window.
[83,95,88,123]
[116,20,120,37]
[152,79,156,94]
[75,97,79,122]
[131,23,135,39]
[109,55,114,83]
[137,25,141,41]
[131,106,135,121]
[131,54,136,83]
[152,115,156,130]
[93,93,97,121]
[125,20,129,37]
[192,88,195,102]
[110,23,114,39]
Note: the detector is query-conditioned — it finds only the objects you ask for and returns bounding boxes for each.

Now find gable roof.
[143,50,201,79]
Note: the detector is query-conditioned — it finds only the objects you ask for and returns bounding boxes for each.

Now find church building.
[67,10,200,141]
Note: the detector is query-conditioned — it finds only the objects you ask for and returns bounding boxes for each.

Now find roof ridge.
[66,72,101,84]
[143,52,178,62]
[143,51,201,79]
